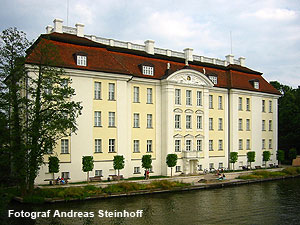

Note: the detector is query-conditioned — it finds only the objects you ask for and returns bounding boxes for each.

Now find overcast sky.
[1,0,299,87]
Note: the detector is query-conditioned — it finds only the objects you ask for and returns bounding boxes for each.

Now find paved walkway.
[38,168,283,189]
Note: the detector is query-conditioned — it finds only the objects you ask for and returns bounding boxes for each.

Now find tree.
[142,155,152,173]
[229,152,238,170]
[262,151,271,168]
[82,156,94,182]
[166,154,178,177]
[289,148,297,162]
[247,151,255,169]
[48,156,59,180]
[113,155,125,179]
[277,150,285,166]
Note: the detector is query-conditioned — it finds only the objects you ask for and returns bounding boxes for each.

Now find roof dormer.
[74,52,88,66]
[139,62,154,76]
[249,79,259,89]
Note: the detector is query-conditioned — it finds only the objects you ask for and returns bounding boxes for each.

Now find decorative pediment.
[184,134,194,139]
[174,108,183,113]
[195,134,204,139]
[166,69,214,87]
[173,134,183,138]
[195,110,204,114]
[184,109,193,114]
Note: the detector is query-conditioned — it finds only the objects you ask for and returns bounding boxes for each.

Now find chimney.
[75,23,85,37]
[46,25,53,34]
[53,18,63,33]
[184,48,193,62]
[239,57,246,67]
[145,40,155,54]
[225,54,234,64]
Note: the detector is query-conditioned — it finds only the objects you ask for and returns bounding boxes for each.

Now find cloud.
[242,8,297,20]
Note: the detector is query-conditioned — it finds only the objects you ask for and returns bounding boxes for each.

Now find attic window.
[142,66,154,76]
[77,55,87,66]
[250,79,259,89]
[208,75,218,85]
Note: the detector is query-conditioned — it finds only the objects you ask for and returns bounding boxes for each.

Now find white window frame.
[197,139,202,151]
[218,96,223,110]
[218,118,223,131]
[108,112,115,127]
[133,86,139,103]
[175,114,181,129]
[133,140,140,153]
[269,139,272,149]
[254,81,259,89]
[238,97,243,111]
[109,139,115,152]
[218,140,223,150]
[239,139,243,150]
[209,140,213,151]
[269,120,272,131]
[94,111,101,127]
[197,91,202,106]
[176,166,181,172]
[239,118,243,131]
[147,114,152,128]
[209,95,213,109]
[134,167,141,174]
[246,119,250,131]
[147,88,152,104]
[262,120,266,131]
[95,170,102,177]
[262,139,266,149]
[175,89,181,105]
[175,140,181,152]
[95,139,102,153]
[77,55,87,66]
[262,100,265,112]
[133,113,140,128]
[209,75,217,84]
[246,98,250,111]
[142,66,154,76]
[269,100,272,113]
[186,115,192,129]
[219,162,223,169]
[61,139,69,154]
[185,140,192,151]
[246,139,251,150]
[108,83,115,100]
[147,140,152,153]
[94,82,101,100]
[197,115,202,130]
[209,118,213,130]
[186,90,192,106]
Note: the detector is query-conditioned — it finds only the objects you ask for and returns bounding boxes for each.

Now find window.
[108,112,115,127]
[246,98,250,111]
[186,140,191,151]
[269,139,272,149]
[61,139,69,154]
[254,81,259,89]
[94,111,101,127]
[61,172,70,179]
[209,95,213,109]
[95,170,102,177]
[218,96,223,109]
[134,167,141,174]
[197,140,202,151]
[262,120,266,131]
[77,55,87,66]
[238,97,243,111]
[133,113,139,128]
[262,100,265,112]
[209,163,214,169]
[246,139,250,150]
[197,116,202,129]
[209,118,213,130]
[262,139,265,149]
[133,86,139,103]
[175,89,181,105]
[238,119,243,131]
[218,162,223,169]
[218,140,223,150]
[108,83,115,100]
[239,139,243,150]
[175,115,181,129]
[269,100,272,113]
[186,115,192,129]
[94,82,101,99]
[109,139,115,152]
[269,120,272,131]
[209,75,218,84]
[142,66,154,76]
[175,140,181,152]
[133,140,140,153]
[198,165,203,171]
[197,91,202,106]
[176,166,181,172]
[147,140,152,152]
[186,90,192,106]
[95,139,102,153]
[147,88,152,104]
[209,140,213,151]
[246,119,250,131]
[218,118,223,131]
[147,114,153,128]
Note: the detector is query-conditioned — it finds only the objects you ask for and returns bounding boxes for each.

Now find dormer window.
[142,66,154,76]
[250,79,259,89]
[77,55,87,66]
[208,75,218,84]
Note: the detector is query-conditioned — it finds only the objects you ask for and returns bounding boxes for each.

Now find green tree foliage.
[247,151,255,169]
[262,151,271,167]
[270,81,300,158]
[289,148,297,161]
[229,152,238,170]
[142,155,152,171]
[277,150,285,165]
[48,156,59,179]
[166,154,178,177]
[82,156,94,182]
[113,155,125,178]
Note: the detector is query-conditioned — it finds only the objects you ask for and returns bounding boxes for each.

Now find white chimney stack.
[46,25,53,34]
[75,23,85,37]
[225,54,234,64]
[145,40,155,55]
[184,48,194,62]
[239,57,246,67]
[53,18,63,33]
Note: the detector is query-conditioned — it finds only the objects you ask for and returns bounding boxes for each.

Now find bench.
[108,175,124,181]
[255,166,262,169]
[45,178,70,185]
[269,164,274,168]
[90,176,102,182]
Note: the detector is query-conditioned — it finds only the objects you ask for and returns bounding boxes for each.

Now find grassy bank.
[19,180,190,204]
[238,167,300,180]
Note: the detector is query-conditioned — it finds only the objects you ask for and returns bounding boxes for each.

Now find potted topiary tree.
[113,155,125,180]
[82,156,94,182]
[247,151,255,169]
[142,155,152,179]
[166,154,178,177]
[48,156,59,183]
[229,152,238,170]
[277,150,285,166]
[263,151,271,168]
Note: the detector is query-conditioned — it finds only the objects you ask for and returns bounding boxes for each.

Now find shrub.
[282,167,299,175]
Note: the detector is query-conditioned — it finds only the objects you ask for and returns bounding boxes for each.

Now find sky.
[1,0,299,87]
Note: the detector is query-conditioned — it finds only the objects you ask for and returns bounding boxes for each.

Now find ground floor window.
[61,172,70,179]
[219,162,223,169]
[134,167,140,174]
[95,170,102,177]
[176,166,181,172]
[198,164,202,171]
[209,163,214,170]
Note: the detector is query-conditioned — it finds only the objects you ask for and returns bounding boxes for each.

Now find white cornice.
[230,88,280,98]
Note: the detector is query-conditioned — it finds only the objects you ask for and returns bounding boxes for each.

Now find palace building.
[26,19,281,184]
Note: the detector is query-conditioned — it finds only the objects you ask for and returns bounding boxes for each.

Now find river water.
[4,178,300,225]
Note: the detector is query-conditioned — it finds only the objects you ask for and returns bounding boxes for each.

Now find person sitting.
[222,173,226,179]
[60,177,65,184]
[56,176,61,184]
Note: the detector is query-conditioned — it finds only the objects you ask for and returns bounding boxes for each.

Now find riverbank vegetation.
[238,167,300,180]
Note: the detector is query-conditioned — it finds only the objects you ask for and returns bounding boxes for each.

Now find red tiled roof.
[25,32,280,95]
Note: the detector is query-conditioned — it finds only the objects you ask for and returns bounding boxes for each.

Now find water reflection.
[4,178,300,225]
